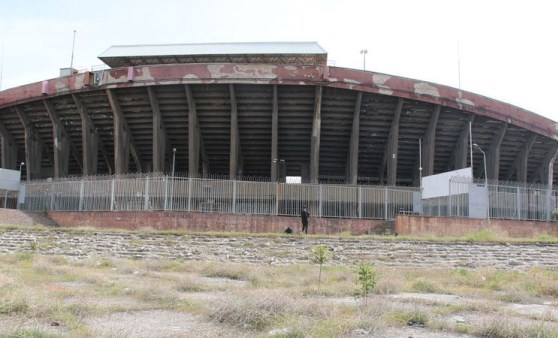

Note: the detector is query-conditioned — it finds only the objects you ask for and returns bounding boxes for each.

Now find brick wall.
[47,211,386,235]
[395,215,558,238]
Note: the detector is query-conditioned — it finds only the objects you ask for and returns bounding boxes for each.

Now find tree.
[357,263,376,303]
[312,245,331,293]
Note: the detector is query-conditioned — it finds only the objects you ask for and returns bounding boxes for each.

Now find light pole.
[360,49,368,70]
[473,143,489,219]
[19,162,25,178]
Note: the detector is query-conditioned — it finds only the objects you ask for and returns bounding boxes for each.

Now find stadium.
[1,42,558,228]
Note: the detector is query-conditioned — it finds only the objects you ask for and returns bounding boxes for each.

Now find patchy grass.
[2,250,558,337]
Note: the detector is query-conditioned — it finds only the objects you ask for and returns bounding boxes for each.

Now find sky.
[0,0,557,120]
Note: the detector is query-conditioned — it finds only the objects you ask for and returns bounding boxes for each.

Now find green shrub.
[411,277,439,293]
[356,263,376,302]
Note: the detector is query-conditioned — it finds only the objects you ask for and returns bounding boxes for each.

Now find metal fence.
[0,190,18,209]
[21,175,418,220]
[423,177,558,221]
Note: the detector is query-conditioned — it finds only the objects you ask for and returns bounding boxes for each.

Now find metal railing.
[21,174,419,220]
[423,176,558,221]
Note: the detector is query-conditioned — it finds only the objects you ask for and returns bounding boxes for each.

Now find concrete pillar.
[185,85,199,177]
[516,134,537,182]
[540,142,558,185]
[347,92,362,185]
[148,87,166,173]
[107,90,130,175]
[452,115,474,170]
[15,106,42,180]
[422,105,440,177]
[0,121,17,170]
[486,123,507,181]
[309,86,323,184]
[386,98,403,186]
[43,100,70,178]
[229,84,243,179]
[271,85,279,181]
[73,94,98,176]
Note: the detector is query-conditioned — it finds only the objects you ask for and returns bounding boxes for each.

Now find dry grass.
[1,252,558,337]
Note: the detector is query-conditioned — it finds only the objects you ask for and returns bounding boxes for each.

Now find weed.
[411,277,439,293]
[312,246,331,293]
[8,328,56,338]
[389,308,428,327]
[356,263,376,302]
[0,298,29,314]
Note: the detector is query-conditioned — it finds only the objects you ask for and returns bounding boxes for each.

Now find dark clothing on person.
[301,209,310,234]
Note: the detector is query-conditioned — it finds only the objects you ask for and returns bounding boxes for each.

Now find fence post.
[384,187,388,220]
[50,184,55,211]
[187,177,192,211]
[448,180,452,217]
[358,186,362,219]
[275,182,279,216]
[79,180,84,211]
[109,179,115,211]
[515,187,521,219]
[163,176,168,211]
[232,180,237,214]
[144,176,150,210]
[319,184,323,218]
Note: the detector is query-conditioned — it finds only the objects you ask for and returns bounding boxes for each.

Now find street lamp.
[360,49,368,70]
[19,162,25,179]
[473,143,489,219]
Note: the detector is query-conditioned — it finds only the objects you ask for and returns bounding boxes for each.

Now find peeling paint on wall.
[414,82,440,98]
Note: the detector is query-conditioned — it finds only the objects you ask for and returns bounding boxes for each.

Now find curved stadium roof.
[0,42,557,185]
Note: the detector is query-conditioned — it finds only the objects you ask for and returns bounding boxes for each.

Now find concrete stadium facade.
[1,47,558,186]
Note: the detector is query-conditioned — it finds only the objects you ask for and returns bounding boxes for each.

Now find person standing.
[301,206,310,234]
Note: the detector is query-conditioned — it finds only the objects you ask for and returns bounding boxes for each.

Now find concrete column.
[0,121,17,170]
[270,85,279,181]
[43,100,71,178]
[386,98,403,186]
[517,134,537,182]
[540,142,558,185]
[185,85,199,177]
[422,105,440,177]
[309,86,323,184]
[486,123,508,181]
[73,94,98,176]
[229,84,243,179]
[347,92,362,185]
[107,90,130,175]
[148,87,166,173]
[0,120,17,170]
[452,115,474,170]
[15,106,42,180]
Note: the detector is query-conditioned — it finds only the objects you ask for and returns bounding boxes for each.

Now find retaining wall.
[395,215,558,238]
[47,211,387,234]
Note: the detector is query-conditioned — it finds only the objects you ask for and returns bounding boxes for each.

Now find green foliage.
[0,298,29,315]
[356,263,377,301]
[312,246,331,293]
[464,230,495,242]
[390,308,428,326]
[9,328,55,338]
[552,208,558,220]
[411,277,439,293]
[29,240,37,252]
